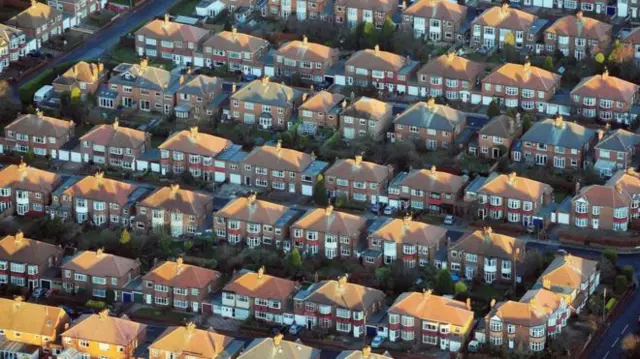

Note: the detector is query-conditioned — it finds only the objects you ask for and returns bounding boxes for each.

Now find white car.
[444,215,455,225]
[371,336,385,348]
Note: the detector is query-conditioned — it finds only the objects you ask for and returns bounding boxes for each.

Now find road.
[17,0,177,88]
[526,241,640,359]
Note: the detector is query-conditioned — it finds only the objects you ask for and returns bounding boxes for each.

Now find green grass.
[19,62,76,104]
[473,283,508,302]
[111,45,139,64]
[169,0,200,16]
[86,10,117,28]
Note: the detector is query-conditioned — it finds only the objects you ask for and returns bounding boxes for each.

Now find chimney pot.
[354,155,363,165]
[374,45,380,54]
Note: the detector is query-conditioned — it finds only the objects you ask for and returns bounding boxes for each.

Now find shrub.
[454,281,468,295]
[624,265,635,283]
[615,275,628,295]
[603,249,618,266]
[605,298,617,313]
[86,300,107,310]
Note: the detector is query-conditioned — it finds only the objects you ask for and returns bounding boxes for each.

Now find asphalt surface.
[526,241,640,359]
[17,0,177,88]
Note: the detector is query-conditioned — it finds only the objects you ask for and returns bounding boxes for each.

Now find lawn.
[86,10,117,28]
[0,7,22,23]
[132,307,194,324]
[169,0,200,16]
[111,45,139,64]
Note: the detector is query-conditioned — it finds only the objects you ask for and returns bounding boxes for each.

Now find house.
[202,28,269,75]
[98,59,181,114]
[324,155,394,204]
[621,27,640,65]
[142,258,220,312]
[7,1,63,49]
[344,45,420,93]
[337,347,392,359]
[135,184,214,237]
[512,115,595,169]
[0,232,63,289]
[79,120,150,171]
[158,126,235,181]
[61,310,146,359]
[61,249,141,300]
[416,52,484,101]
[618,0,640,20]
[0,162,62,216]
[290,205,367,259]
[571,182,633,231]
[47,0,103,26]
[594,129,640,177]
[607,168,640,221]
[393,98,466,149]
[2,110,75,157]
[480,61,562,112]
[387,166,467,213]
[340,97,393,140]
[49,172,142,226]
[471,115,522,159]
[364,215,447,268]
[0,297,70,351]
[466,172,553,227]
[149,323,237,359]
[238,334,321,359]
[274,36,339,83]
[214,194,301,249]
[385,290,474,351]
[471,4,540,50]
[293,275,385,338]
[401,0,468,42]
[298,90,345,134]
[221,267,298,325]
[533,253,599,313]
[135,15,210,66]
[268,0,331,20]
[543,12,612,61]
[334,0,396,28]
[229,77,301,130]
[52,61,106,97]
[0,24,29,72]
[448,227,524,283]
[174,74,224,121]
[570,69,639,124]
[240,141,329,196]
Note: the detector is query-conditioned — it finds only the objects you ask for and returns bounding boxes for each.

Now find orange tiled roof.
[143,259,220,289]
[570,70,639,103]
[325,156,393,184]
[389,290,473,327]
[372,216,447,247]
[483,61,561,91]
[150,324,233,357]
[243,142,313,173]
[303,276,385,311]
[135,18,209,43]
[346,46,408,72]
[80,121,147,150]
[62,249,140,278]
[545,12,611,40]
[300,91,345,113]
[223,268,297,301]
[62,311,146,346]
[215,194,289,225]
[139,185,212,216]
[276,37,338,63]
[0,232,61,267]
[293,206,367,238]
[473,4,537,31]
[158,127,233,157]
[404,0,467,23]
[0,162,61,194]
[62,172,137,205]
[6,112,74,138]
[417,52,484,83]
[477,172,553,202]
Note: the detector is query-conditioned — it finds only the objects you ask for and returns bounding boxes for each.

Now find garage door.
[558,213,569,225]
[234,308,250,320]
[122,292,133,303]
[215,172,226,183]
[301,185,313,196]
[72,152,83,163]
[230,174,241,184]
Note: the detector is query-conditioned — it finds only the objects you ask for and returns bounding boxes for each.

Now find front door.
[192,302,199,312]
[289,183,296,193]
[145,294,152,305]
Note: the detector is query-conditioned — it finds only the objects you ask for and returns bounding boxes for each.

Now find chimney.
[96,247,105,257]
[276,139,282,152]
[483,226,493,240]
[18,160,27,171]
[508,172,517,185]
[30,0,37,7]
[176,257,184,266]
[98,63,104,73]
[509,117,515,133]
[354,155,363,165]
[374,44,380,55]
[140,58,148,69]
[501,1,509,14]
[113,119,119,131]
[597,129,604,141]
[179,75,185,85]
[189,126,198,140]
[262,76,269,85]
[247,192,257,205]
[232,27,237,34]
[575,181,581,194]
[273,333,284,346]
[163,13,170,27]
[422,289,432,298]
[337,274,348,288]
[186,321,196,334]
[616,183,623,194]
[554,115,563,129]
[523,58,531,75]
[170,183,180,195]
[95,171,104,183]
[303,35,308,45]
[466,298,471,310]
[35,108,43,118]
[14,231,24,243]
[490,298,496,308]
[542,278,551,290]
[302,92,308,102]
[430,165,437,175]
[447,50,455,61]
[311,151,316,161]
[310,84,315,92]
[231,83,237,93]
[342,100,347,109]
[403,213,412,226]
[13,296,24,309]
[576,11,583,21]
[530,298,537,309]
[257,266,265,278]
[362,346,372,358]
[602,67,609,80]
[98,309,109,319]
[325,205,334,216]
[427,97,436,109]
[402,0,407,9]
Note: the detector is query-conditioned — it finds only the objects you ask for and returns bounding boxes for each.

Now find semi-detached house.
[416,52,484,101]
[343,45,419,94]
[334,0,396,28]
[401,0,468,42]
[0,231,63,289]
[79,120,150,171]
[2,111,75,158]
[274,36,339,83]
[202,28,269,76]
[0,162,62,216]
[324,155,394,204]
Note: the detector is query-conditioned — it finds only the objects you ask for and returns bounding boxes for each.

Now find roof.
[0,163,61,194]
[389,291,473,327]
[62,249,140,278]
[393,100,465,131]
[80,121,147,149]
[293,206,367,238]
[300,91,345,113]
[396,167,467,194]
[417,52,483,83]
[62,312,146,346]
[231,78,299,107]
[545,13,611,40]
[62,173,137,205]
[334,0,395,11]
[450,228,524,259]
[520,117,595,149]
[216,195,290,226]
[341,97,392,120]
[243,142,313,172]
[336,349,393,359]
[0,232,62,266]
[203,29,269,53]
[276,38,338,63]
[536,254,598,294]
[492,292,555,327]
[238,336,321,359]
[595,129,640,152]
[143,259,220,289]
[346,47,408,72]
[372,217,447,247]
[606,169,640,197]
[109,61,180,92]
[0,297,68,338]
[622,26,640,43]
[571,71,638,103]
[575,184,631,208]
[302,277,385,311]
[325,157,392,183]
[223,269,297,301]
[136,18,209,43]
[150,324,233,358]
[477,172,553,201]
[479,115,519,138]
[473,4,537,31]
[6,113,74,138]
[7,2,61,30]
[53,61,103,86]
[0,24,24,43]
[158,127,233,157]
[483,62,561,91]
[177,74,222,97]
[139,185,212,215]
[405,0,467,23]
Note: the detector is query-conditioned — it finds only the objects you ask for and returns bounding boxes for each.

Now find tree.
[543,56,554,71]
[184,240,193,252]
[0,81,20,126]
[487,100,501,118]
[603,249,618,266]
[594,52,606,64]
[287,248,303,274]
[615,275,629,295]
[375,267,394,293]
[119,228,130,245]
[503,32,519,62]
[361,22,378,50]
[313,174,329,206]
[379,16,396,49]
[454,281,468,295]
[435,269,455,295]
[522,113,533,132]
[624,265,635,283]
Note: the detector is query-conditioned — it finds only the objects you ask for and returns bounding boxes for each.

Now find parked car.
[371,336,385,348]
[32,287,48,298]
[58,305,75,316]
[370,203,382,214]
[315,81,331,90]
[243,73,258,81]
[444,215,455,225]
[383,206,396,216]
[289,324,304,335]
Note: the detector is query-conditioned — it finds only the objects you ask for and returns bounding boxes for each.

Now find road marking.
[622,324,629,334]
[603,351,610,359]
[612,337,620,348]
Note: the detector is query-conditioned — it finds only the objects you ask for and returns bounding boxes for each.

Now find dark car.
[315,81,331,90]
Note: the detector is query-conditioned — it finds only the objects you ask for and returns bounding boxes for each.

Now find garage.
[230,174,241,184]
[556,213,569,225]
[214,172,226,183]
[301,185,313,196]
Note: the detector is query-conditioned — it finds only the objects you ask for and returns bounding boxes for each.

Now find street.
[17,0,177,88]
